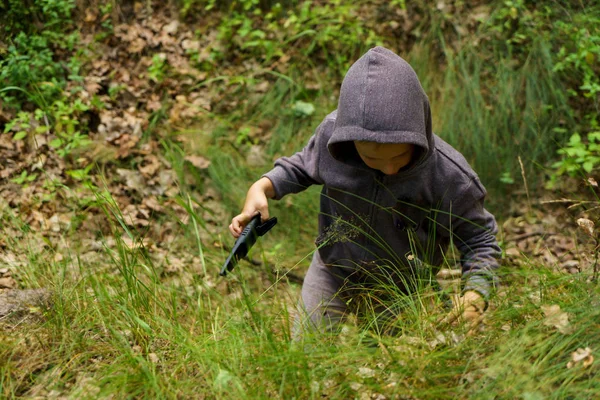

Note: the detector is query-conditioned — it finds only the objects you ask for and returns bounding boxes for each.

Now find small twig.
[268,266,304,284]
[230,253,305,284]
[518,156,532,213]
[567,202,593,210]
[506,231,557,242]
[378,340,396,363]
[539,199,594,205]
[593,242,599,283]
[582,205,600,214]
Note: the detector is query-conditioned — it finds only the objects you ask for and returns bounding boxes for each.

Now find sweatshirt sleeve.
[450,179,501,302]
[262,124,325,200]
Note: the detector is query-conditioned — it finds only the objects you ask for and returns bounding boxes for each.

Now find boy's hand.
[229,177,275,238]
[439,290,486,334]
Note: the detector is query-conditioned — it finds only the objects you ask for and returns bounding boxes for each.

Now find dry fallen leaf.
[148,352,160,364]
[185,155,211,169]
[139,155,162,177]
[357,367,375,379]
[505,247,521,258]
[254,81,270,93]
[84,9,98,22]
[115,134,141,159]
[541,304,570,334]
[567,347,594,369]
[121,236,153,251]
[162,20,179,35]
[48,214,61,232]
[577,218,595,237]
[0,276,17,289]
[117,169,146,193]
[146,94,162,112]
[143,196,162,212]
[587,177,598,187]
[84,78,103,96]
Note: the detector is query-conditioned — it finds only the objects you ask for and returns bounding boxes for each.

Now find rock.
[0,289,52,320]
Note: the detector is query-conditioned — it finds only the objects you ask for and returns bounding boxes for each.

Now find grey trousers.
[294,250,446,338]
[295,251,349,335]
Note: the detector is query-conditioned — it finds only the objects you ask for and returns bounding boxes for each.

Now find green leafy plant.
[4,98,92,158]
[148,54,169,83]
[552,131,600,176]
[235,126,253,145]
[0,33,65,108]
[66,164,94,182]
[0,0,75,35]
[47,99,91,157]
[291,100,315,117]
[3,111,34,140]
[206,0,380,72]
[99,2,115,36]
[0,0,79,109]
[179,0,293,16]
[553,21,600,99]
[10,170,38,185]
[500,172,515,185]
[487,0,544,48]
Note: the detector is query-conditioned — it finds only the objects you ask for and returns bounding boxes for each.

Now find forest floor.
[1,3,599,399]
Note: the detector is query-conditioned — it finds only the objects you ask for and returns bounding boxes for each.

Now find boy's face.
[354,141,415,175]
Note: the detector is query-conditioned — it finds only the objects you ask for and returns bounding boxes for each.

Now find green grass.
[1,199,599,398]
[2,1,600,398]
[434,38,571,203]
[192,35,573,219]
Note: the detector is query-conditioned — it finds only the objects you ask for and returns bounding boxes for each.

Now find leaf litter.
[0,0,598,369]
[1,3,599,399]
[0,3,237,320]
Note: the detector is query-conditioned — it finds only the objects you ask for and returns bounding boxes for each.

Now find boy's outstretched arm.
[446,179,502,324]
[262,124,327,200]
[229,117,328,236]
[229,177,275,238]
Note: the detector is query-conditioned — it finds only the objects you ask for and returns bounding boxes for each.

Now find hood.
[328,46,433,170]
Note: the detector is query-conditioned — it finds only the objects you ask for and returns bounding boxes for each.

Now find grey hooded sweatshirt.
[263,46,501,298]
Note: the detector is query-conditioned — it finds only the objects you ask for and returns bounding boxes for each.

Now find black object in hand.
[220,213,277,276]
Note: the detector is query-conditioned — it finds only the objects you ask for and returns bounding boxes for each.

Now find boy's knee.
[293,297,348,340]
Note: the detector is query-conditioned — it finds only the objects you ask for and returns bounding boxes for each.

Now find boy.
[229,46,501,334]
